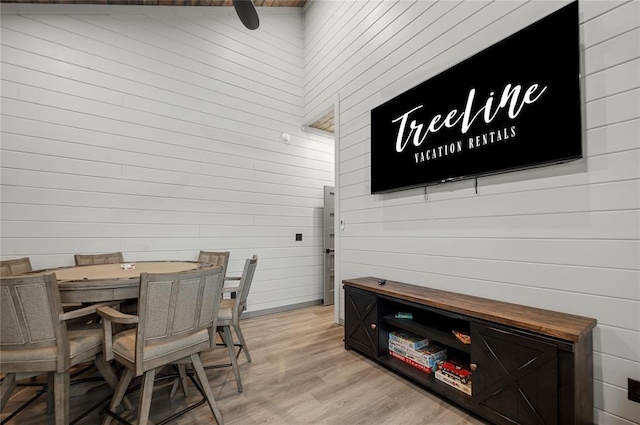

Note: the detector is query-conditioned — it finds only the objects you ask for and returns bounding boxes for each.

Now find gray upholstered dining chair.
[0,257,33,277]
[97,266,225,425]
[0,273,128,424]
[210,255,258,393]
[198,251,230,278]
[74,252,124,266]
[74,251,133,316]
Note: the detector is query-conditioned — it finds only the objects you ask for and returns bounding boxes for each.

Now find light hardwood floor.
[1,305,489,425]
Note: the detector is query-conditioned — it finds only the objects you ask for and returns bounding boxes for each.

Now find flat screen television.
[370,1,582,194]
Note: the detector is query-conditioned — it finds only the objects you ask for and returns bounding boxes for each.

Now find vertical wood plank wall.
[303,0,639,423]
[0,4,334,313]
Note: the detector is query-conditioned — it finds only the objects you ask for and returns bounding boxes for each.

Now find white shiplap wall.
[0,4,334,313]
[303,0,640,423]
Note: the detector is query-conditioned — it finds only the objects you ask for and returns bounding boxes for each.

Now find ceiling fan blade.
[232,0,260,30]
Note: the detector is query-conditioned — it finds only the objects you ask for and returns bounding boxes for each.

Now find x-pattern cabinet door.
[471,322,559,425]
[344,288,378,358]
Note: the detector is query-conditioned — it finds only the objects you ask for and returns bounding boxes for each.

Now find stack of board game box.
[434,361,473,396]
[388,331,447,374]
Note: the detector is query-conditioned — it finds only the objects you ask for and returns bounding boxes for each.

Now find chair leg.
[102,367,134,425]
[223,326,243,393]
[93,353,133,411]
[46,372,54,415]
[233,324,251,362]
[191,354,224,425]
[169,379,179,399]
[53,372,69,425]
[178,364,190,397]
[0,373,16,411]
[136,368,156,425]
[168,364,191,399]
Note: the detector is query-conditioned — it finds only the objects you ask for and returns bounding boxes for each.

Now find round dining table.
[31,261,215,303]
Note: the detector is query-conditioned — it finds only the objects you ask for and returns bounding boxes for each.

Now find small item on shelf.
[389,351,432,374]
[413,343,447,371]
[434,370,472,396]
[447,356,471,370]
[388,342,445,373]
[389,334,447,373]
[452,329,471,344]
[394,312,413,320]
[389,331,429,350]
[436,360,472,384]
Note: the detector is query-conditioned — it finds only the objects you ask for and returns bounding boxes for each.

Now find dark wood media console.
[343,277,597,425]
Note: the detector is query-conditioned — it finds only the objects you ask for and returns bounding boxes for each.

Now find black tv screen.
[370,1,582,193]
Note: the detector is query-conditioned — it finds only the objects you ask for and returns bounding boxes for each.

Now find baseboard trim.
[242,299,323,319]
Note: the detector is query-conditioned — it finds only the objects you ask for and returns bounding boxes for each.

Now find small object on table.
[120,263,136,270]
[378,279,386,285]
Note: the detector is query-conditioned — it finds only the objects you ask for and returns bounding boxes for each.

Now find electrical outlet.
[629,378,640,403]
[295,233,302,241]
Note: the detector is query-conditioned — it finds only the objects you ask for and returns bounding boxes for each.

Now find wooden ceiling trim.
[0,0,307,5]
[309,110,335,134]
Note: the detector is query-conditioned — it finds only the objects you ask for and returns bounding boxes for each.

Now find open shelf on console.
[380,354,472,402]
[382,315,471,353]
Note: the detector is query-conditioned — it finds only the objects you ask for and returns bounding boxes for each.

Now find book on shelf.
[388,330,429,350]
[389,340,447,371]
[389,350,432,374]
[434,370,472,396]
[436,360,472,384]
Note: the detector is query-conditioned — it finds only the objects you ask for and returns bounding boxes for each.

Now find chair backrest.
[197,251,230,277]
[0,273,67,372]
[0,257,33,277]
[74,252,124,266]
[135,266,224,373]
[234,256,258,316]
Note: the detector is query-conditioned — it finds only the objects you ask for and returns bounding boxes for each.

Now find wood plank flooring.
[1,305,489,425]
